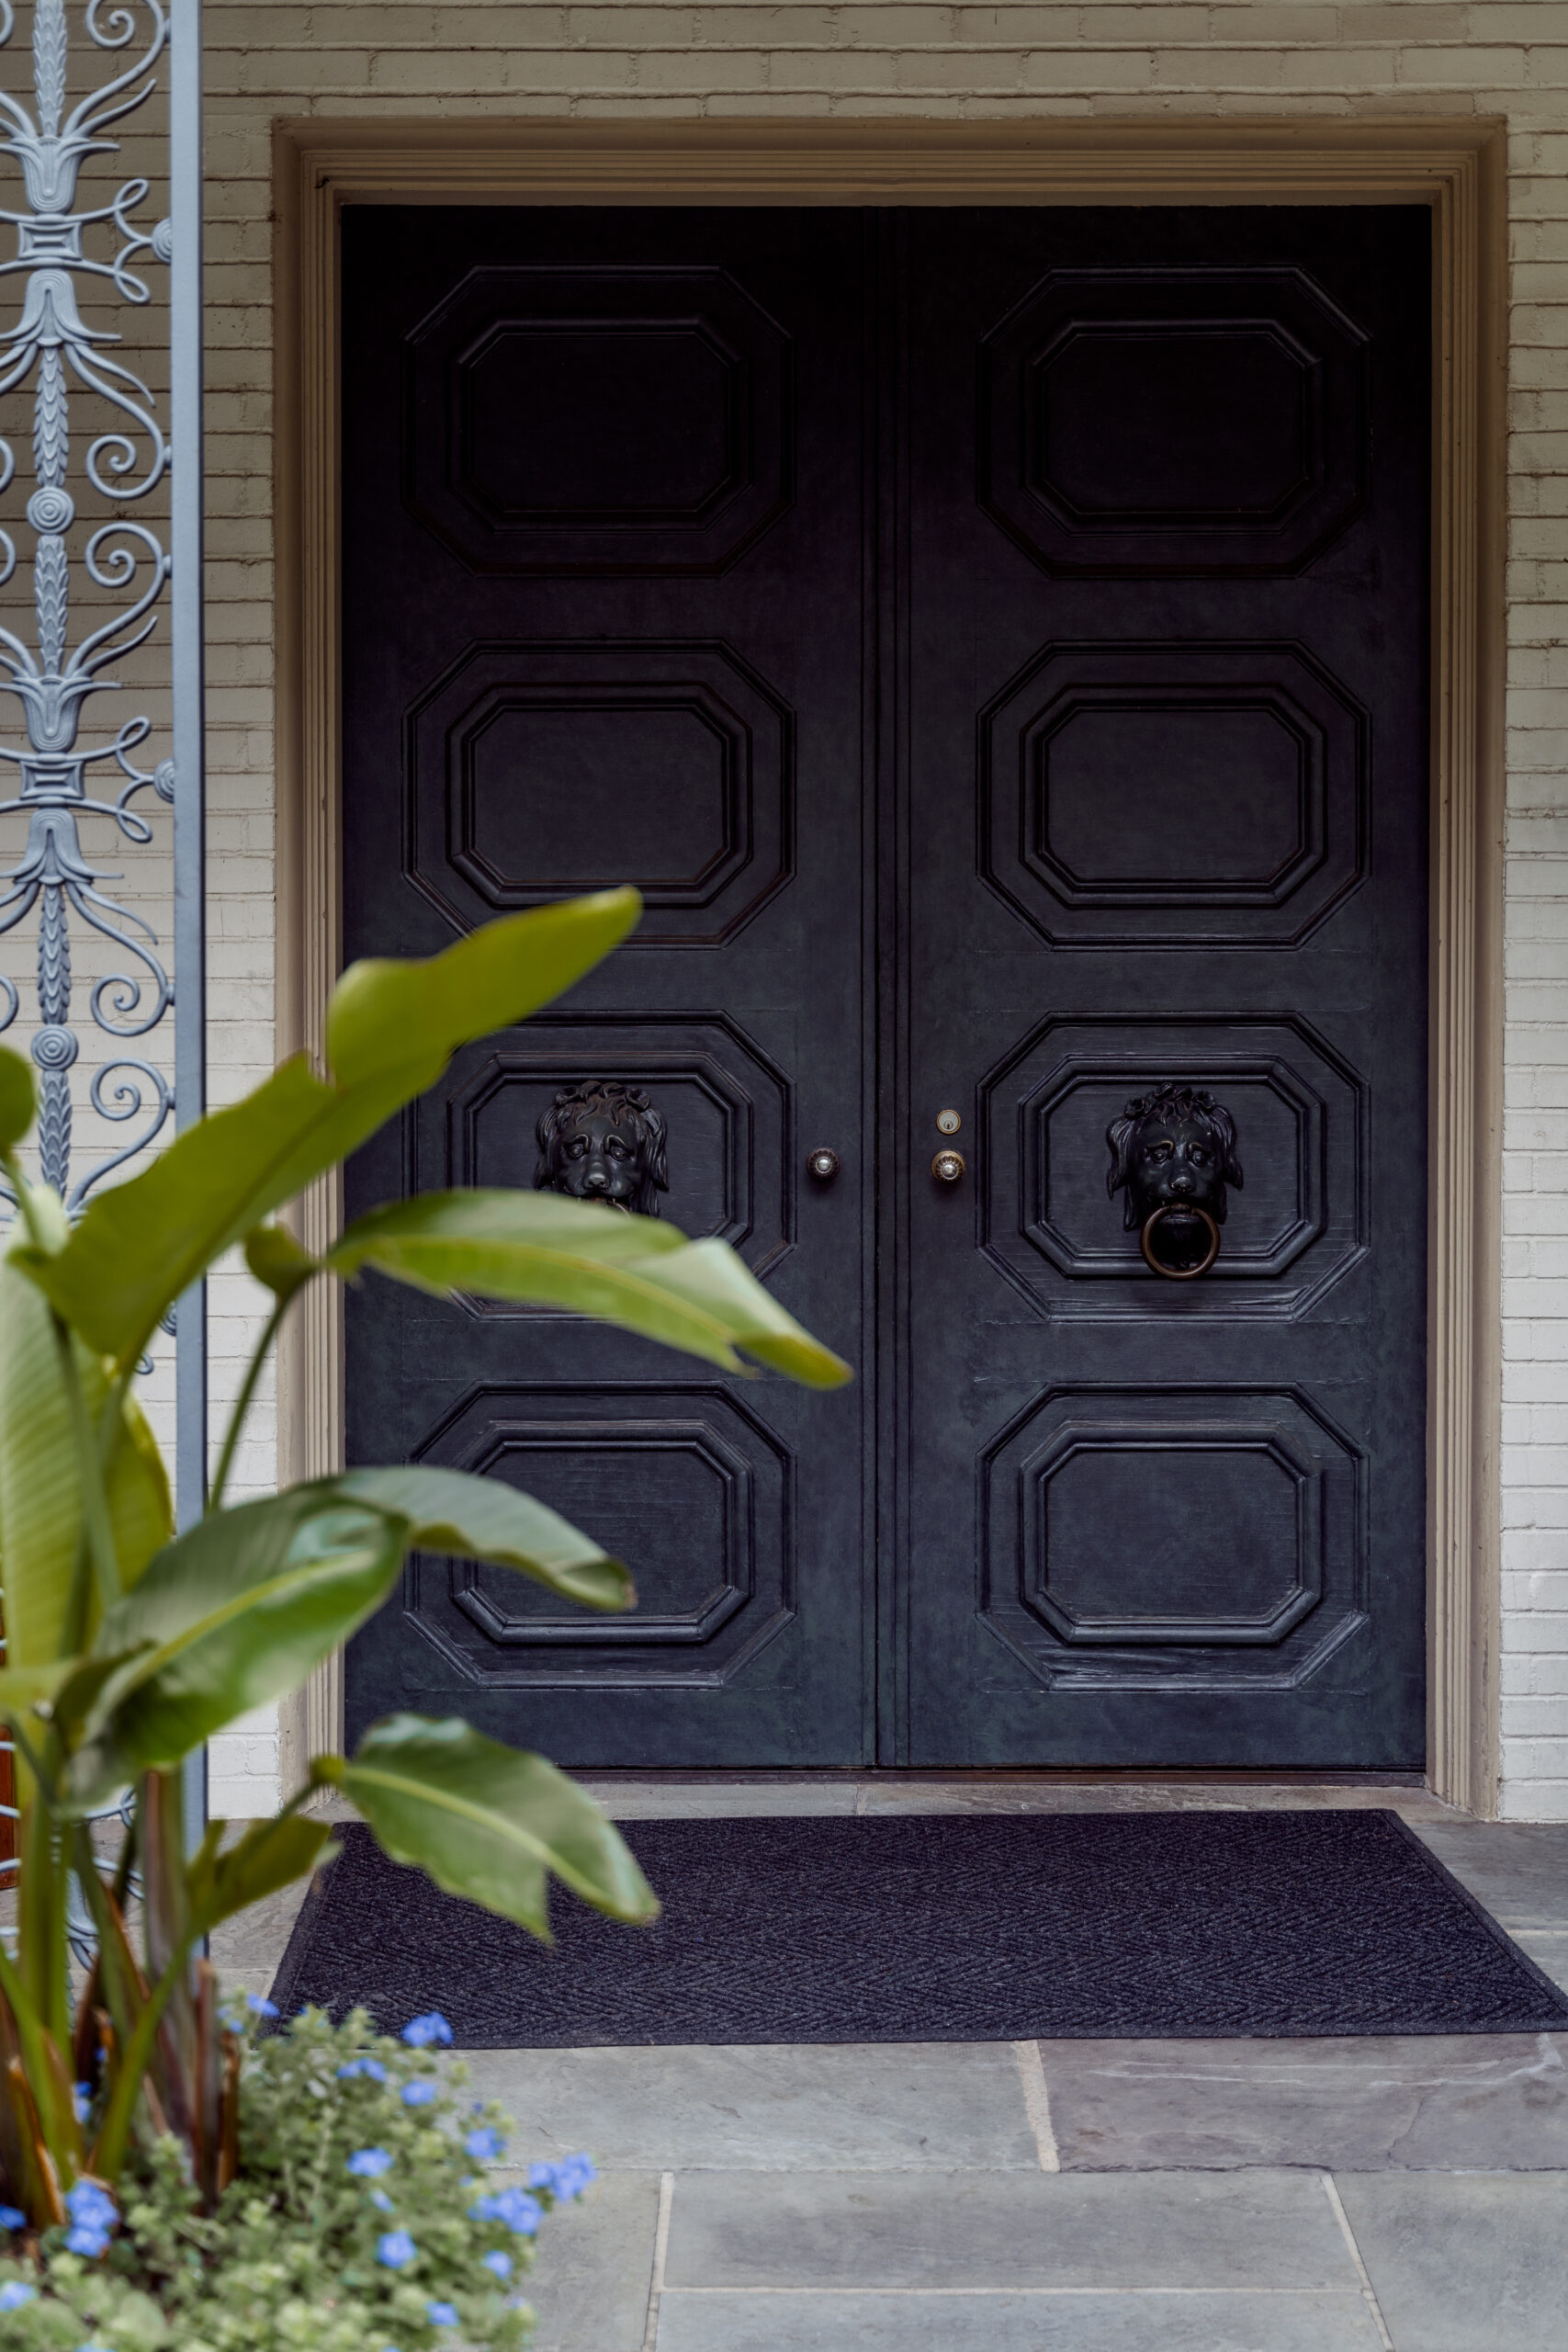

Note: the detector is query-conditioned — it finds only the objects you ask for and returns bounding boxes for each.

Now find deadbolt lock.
[936,1109,962,1135]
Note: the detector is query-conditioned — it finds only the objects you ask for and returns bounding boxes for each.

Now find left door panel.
[339,207,873,1765]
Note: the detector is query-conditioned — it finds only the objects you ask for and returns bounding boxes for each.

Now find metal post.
[170,0,207,1844]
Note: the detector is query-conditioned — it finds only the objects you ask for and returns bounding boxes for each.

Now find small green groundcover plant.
[0,2002,578,2349]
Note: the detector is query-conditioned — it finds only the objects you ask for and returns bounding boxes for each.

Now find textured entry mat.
[269,1810,1568,2047]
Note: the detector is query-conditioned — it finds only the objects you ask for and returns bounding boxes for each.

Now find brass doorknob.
[807,1147,840,1181]
[931,1148,965,1183]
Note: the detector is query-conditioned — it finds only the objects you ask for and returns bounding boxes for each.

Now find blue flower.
[426,2302,459,2327]
[480,2248,513,2281]
[401,2079,438,2108]
[337,2055,388,2083]
[0,2206,26,2231]
[73,2083,93,2125]
[370,2188,394,2212]
[246,1995,280,2018]
[62,2179,116,2256]
[348,2148,395,2178]
[468,2187,541,2237]
[464,2126,505,2161]
[376,2229,417,2269]
[530,2154,596,2202]
[0,2281,36,2309]
[65,2182,117,2232]
[400,2012,454,2049]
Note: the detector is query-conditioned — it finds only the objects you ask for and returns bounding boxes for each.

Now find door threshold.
[572,1768,1469,1824]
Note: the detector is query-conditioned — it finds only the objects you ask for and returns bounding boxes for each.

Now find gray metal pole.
[170,0,208,1842]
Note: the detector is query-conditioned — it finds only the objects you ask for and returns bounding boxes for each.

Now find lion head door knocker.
[534,1081,669,1216]
[1106,1083,1243,1280]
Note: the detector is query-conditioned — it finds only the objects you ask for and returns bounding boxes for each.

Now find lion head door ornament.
[535,1081,670,1216]
[1106,1083,1243,1280]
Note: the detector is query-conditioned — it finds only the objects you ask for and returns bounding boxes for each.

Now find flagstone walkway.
[222,1781,1568,2352]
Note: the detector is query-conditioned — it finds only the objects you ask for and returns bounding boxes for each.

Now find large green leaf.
[0,1045,33,1152]
[322,1464,635,1611]
[315,1714,659,1938]
[17,891,641,1368]
[329,1193,852,1386]
[331,1188,685,1271]
[65,1491,409,1805]
[0,1261,173,1669]
[325,891,637,1088]
[243,1222,322,1305]
[186,1815,338,1937]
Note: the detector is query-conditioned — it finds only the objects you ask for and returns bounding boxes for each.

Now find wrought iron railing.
[0,0,205,1918]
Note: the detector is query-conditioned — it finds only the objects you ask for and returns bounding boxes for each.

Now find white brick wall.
[187,0,1568,1816]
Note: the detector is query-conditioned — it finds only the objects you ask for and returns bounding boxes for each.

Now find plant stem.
[207,1293,288,1515]
[0,1147,51,1254]
[4,1712,58,1808]
[96,1361,137,1477]
[0,1923,47,2088]
[90,1937,195,2180]
[51,1313,121,1619]
[70,1826,141,2055]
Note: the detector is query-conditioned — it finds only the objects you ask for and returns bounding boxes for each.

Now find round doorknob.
[931,1148,965,1183]
[807,1147,840,1181]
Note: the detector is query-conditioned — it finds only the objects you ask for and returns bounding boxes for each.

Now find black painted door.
[340,203,1428,1770]
[340,208,874,1764]
[899,209,1428,1767]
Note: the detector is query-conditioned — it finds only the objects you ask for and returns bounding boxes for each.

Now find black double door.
[341,202,1429,1770]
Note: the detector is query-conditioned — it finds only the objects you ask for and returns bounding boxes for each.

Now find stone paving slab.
[1042,2030,1568,2172]
[661,2169,1359,2291]
[1337,2170,1568,2352]
[1411,1822,1568,1928]
[1519,1928,1568,1994]
[468,2042,1041,2171]
[653,2287,1387,2351]
[516,2172,660,2352]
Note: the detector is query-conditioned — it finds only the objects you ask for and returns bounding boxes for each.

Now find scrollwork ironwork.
[0,0,174,1210]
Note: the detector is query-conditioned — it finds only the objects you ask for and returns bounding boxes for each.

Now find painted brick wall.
[189,0,1568,1818]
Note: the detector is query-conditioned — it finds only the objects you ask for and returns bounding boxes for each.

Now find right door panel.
[900,207,1430,1768]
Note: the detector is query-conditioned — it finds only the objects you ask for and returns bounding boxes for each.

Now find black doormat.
[269,1810,1568,2046]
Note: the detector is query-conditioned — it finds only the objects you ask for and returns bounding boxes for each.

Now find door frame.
[272,116,1507,1813]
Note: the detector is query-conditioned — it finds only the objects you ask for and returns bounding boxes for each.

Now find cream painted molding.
[272,117,1506,1813]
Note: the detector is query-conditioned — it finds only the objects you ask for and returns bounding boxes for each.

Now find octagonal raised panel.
[416,1009,794,1309]
[400,1385,794,1689]
[406,640,792,947]
[980,642,1367,947]
[979,1014,1367,1321]
[403,266,793,574]
[981,1385,1365,1690]
[979,268,1368,575]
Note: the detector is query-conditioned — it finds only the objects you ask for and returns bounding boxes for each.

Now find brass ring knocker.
[1140,1203,1221,1281]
